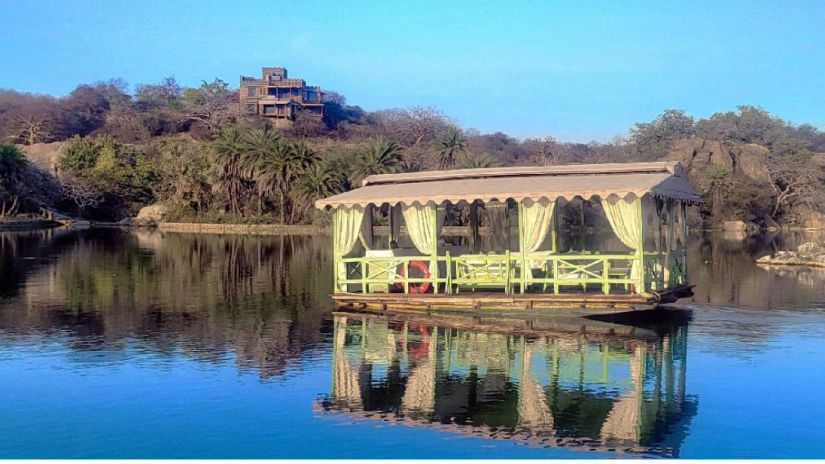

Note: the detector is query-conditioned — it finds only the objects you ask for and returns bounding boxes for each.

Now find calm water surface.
[0,228,824,458]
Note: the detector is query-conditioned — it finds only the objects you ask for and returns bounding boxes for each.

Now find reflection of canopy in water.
[320,313,695,457]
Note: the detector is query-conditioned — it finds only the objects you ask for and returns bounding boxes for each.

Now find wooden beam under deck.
[331,285,694,313]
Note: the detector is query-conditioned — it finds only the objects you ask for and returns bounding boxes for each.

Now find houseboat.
[315,161,699,312]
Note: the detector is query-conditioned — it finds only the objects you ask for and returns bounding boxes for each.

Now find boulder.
[756,243,825,268]
[20,142,65,174]
[133,204,167,226]
[665,138,770,183]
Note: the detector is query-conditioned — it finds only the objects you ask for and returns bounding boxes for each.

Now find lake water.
[1,228,824,458]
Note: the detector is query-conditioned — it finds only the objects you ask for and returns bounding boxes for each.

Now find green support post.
[666,199,675,287]
[361,260,367,294]
[681,201,688,284]
[432,204,438,295]
[505,249,511,294]
[445,251,452,294]
[332,209,340,292]
[518,202,526,294]
[602,258,609,295]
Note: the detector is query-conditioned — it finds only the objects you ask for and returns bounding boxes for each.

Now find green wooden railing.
[336,250,688,296]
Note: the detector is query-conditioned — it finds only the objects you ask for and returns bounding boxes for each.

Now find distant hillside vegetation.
[1,77,823,228]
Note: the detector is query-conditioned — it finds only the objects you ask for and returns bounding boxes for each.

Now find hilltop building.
[239,67,324,127]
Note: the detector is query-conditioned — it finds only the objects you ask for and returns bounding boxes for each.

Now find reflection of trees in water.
[0,229,334,379]
[322,313,695,457]
[689,231,825,310]
[0,229,64,299]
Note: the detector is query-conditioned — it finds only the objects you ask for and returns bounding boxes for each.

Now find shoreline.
[156,222,325,235]
[0,219,61,231]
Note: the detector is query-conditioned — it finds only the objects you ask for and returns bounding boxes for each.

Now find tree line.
[0,75,823,226]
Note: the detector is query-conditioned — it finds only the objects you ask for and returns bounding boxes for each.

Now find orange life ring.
[394,260,431,293]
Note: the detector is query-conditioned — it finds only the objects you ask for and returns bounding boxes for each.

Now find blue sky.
[1,0,823,141]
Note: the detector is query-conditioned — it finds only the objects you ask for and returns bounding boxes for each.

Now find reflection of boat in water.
[316,309,697,457]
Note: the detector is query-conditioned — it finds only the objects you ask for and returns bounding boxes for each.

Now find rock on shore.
[756,242,825,268]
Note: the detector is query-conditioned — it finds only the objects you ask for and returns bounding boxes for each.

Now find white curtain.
[334,206,366,257]
[334,207,366,292]
[603,196,644,281]
[521,198,555,253]
[401,203,444,255]
[358,207,373,250]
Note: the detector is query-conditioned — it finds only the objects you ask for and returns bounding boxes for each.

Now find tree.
[59,79,130,137]
[0,90,59,143]
[286,141,320,223]
[695,106,788,147]
[630,109,695,159]
[148,136,211,213]
[291,163,342,220]
[60,179,103,219]
[58,135,158,219]
[103,100,151,143]
[289,110,326,138]
[371,106,452,148]
[459,153,502,169]
[321,90,366,131]
[182,79,237,136]
[522,136,559,166]
[766,142,823,218]
[434,127,468,169]
[135,76,182,107]
[211,127,248,215]
[243,127,283,215]
[0,144,27,216]
[351,137,403,184]
[14,114,53,145]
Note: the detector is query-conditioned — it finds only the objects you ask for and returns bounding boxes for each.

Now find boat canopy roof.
[315,161,700,210]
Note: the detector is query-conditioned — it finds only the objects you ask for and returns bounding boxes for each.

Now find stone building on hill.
[239,67,324,127]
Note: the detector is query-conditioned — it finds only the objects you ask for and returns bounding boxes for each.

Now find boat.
[315,161,699,312]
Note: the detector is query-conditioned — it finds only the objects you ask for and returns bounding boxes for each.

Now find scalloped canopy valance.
[315,161,700,210]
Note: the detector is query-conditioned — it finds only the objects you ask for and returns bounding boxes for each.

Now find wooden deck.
[331,285,694,313]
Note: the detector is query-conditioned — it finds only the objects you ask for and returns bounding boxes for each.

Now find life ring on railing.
[393,261,431,294]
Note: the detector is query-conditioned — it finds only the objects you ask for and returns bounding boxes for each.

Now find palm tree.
[434,127,468,169]
[292,163,343,216]
[351,137,403,184]
[0,144,26,187]
[287,141,320,223]
[253,139,294,223]
[211,127,247,215]
[459,153,502,169]
[242,127,282,215]
[0,144,27,216]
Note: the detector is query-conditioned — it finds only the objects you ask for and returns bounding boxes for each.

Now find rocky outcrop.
[756,242,825,268]
[665,138,771,183]
[120,203,167,226]
[19,142,65,175]
[722,220,760,233]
